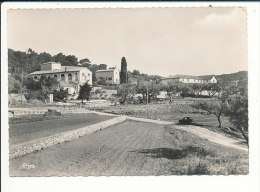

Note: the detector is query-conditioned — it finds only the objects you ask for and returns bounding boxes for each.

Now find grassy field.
[9,120,248,176]
[9,113,115,145]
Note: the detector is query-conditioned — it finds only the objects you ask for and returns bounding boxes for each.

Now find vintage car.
[179,117,193,125]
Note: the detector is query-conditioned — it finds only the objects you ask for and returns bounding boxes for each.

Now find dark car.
[179,117,193,125]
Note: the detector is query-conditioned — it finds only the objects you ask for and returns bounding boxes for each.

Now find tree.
[79,58,91,64]
[192,100,228,128]
[37,76,59,101]
[63,55,78,66]
[24,77,42,91]
[223,80,248,145]
[120,57,127,84]
[224,94,248,145]
[165,83,180,102]
[190,83,204,97]
[132,69,140,76]
[37,52,53,64]
[179,84,191,99]
[117,83,136,104]
[78,83,92,103]
[53,89,69,102]
[203,83,221,98]
[8,75,22,94]
[53,53,66,64]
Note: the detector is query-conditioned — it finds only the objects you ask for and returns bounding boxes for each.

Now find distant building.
[161,75,217,85]
[29,62,92,94]
[95,67,120,84]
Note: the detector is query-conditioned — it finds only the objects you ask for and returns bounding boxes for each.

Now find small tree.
[53,89,69,102]
[190,83,204,97]
[203,83,221,98]
[78,83,92,103]
[179,84,191,99]
[192,100,228,128]
[117,83,136,104]
[165,83,180,102]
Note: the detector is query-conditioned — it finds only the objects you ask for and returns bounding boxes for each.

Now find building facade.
[95,68,120,84]
[161,75,217,85]
[29,62,92,94]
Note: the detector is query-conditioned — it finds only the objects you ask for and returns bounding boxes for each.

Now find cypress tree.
[120,57,127,84]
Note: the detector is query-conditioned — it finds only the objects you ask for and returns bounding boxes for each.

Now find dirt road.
[10,121,171,176]
[174,125,248,151]
[9,120,248,176]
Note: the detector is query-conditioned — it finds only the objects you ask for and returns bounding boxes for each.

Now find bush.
[53,89,69,102]
[43,109,62,117]
[25,90,46,101]
[186,162,210,175]
[28,99,44,105]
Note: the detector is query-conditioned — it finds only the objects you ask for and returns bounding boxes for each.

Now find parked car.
[179,117,193,125]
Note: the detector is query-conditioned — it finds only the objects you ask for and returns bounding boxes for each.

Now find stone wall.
[9,116,126,159]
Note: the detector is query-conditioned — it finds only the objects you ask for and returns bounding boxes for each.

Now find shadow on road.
[130,146,213,160]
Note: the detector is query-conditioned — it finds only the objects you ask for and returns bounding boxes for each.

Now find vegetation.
[78,82,92,103]
[120,57,128,84]
[192,100,227,128]
[162,127,248,175]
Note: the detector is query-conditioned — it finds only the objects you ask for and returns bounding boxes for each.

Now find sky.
[8,7,247,77]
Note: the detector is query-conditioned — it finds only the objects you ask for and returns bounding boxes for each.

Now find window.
[54,74,57,79]
[61,74,65,81]
[34,76,38,80]
[75,73,78,81]
[68,73,72,81]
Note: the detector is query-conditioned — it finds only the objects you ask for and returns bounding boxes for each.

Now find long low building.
[29,62,92,94]
[161,75,217,85]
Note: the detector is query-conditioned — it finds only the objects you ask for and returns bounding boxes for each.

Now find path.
[92,111,248,151]
[174,125,248,151]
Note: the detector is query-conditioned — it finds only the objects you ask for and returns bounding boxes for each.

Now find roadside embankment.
[9,116,126,159]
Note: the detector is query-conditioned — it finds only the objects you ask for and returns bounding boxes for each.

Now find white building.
[29,62,92,94]
[95,68,120,84]
[161,75,217,85]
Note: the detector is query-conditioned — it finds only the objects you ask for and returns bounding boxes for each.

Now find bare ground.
[9,120,248,176]
[9,113,114,145]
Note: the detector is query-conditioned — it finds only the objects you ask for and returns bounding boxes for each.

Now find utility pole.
[146,84,149,105]
[21,70,24,104]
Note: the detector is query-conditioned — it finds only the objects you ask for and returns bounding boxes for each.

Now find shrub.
[186,162,210,175]
[25,90,46,101]
[43,109,61,117]
[53,89,69,102]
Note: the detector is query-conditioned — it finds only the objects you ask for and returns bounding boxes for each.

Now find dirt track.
[10,121,170,176]
[10,119,248,176]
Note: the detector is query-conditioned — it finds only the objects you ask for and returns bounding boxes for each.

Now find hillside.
[215,71,248,82]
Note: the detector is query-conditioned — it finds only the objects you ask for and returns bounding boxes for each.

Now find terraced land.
[9,113,115,145]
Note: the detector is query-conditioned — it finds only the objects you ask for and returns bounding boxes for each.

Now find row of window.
[99,77,113,80]
[34,73,79,81]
